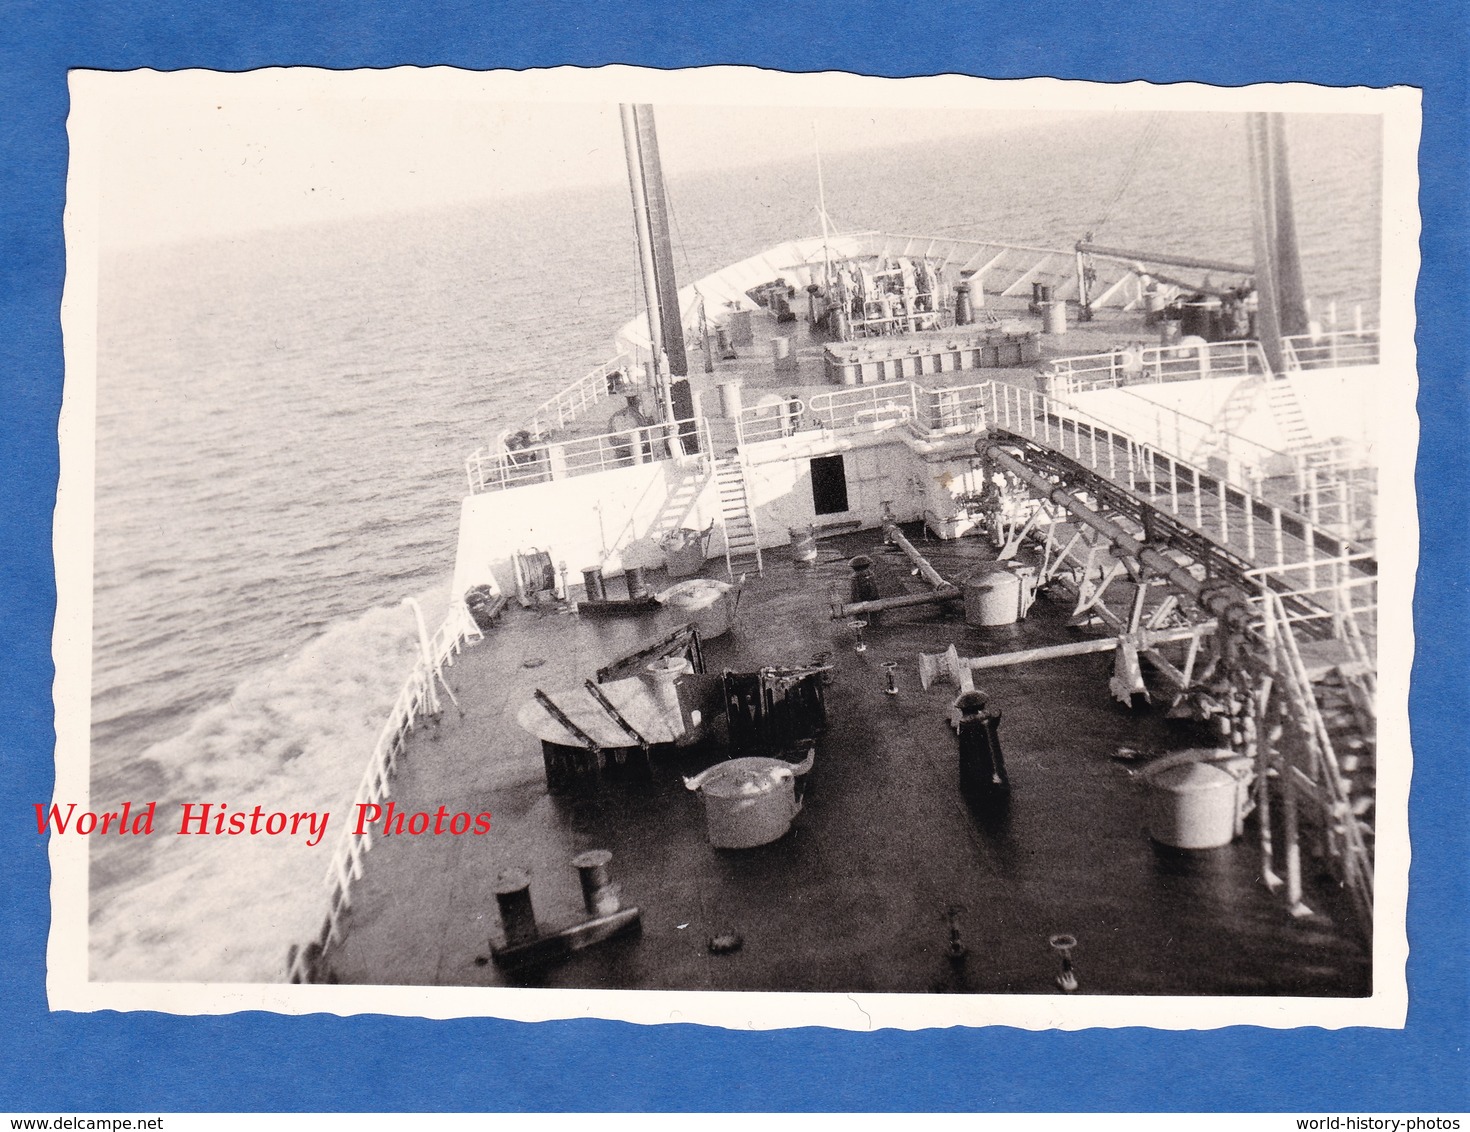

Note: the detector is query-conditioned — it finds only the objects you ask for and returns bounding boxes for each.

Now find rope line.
[1092,114,1166,235]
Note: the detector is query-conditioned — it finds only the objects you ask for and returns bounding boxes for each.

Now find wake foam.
[89,576,455,982]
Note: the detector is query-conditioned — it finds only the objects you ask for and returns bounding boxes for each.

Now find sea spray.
[89,579,453,981]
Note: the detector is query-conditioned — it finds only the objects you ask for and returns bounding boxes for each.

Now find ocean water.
[88,111,1382,981]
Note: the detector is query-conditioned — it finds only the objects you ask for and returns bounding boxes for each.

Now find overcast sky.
[86,98,1097,249]
[72,68,1393,251]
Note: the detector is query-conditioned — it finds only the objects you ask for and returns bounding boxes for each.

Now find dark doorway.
[810,455,849,515]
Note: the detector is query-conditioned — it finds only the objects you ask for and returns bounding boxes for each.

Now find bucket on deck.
[1143,756,1240,849]
[964,568,1025,626]
[789,525,818,565]
[662,526,711,577]
[1043,299,1067,335]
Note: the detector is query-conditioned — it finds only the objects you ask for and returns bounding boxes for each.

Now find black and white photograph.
[51,67,1417,1030]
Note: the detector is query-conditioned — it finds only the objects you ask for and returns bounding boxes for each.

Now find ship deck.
[552,293,1164,448]
[321,528,1370,996]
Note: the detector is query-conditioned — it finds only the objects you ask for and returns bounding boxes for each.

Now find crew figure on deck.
[953,689,1010,802]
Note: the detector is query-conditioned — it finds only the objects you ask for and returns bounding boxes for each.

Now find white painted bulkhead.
[451,427,989,599]
[452,453,724,597]
[739,428,987,544]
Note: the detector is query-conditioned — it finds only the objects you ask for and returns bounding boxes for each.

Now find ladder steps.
[714,454,763,577]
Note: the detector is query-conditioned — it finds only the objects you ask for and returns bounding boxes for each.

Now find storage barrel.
[687,757,804,849]
[772,335,799,373]
[718,380,744,419]
[964,569,1024,626]
[1146,760,1239,849]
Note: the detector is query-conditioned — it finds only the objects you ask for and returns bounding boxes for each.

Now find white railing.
[467,416,711,494]
[919,380,991,435]
[734,378,995,447]
[1245,554,1378,635]
[286,601,482,983]
[1053,387,1376,545]
[1281,328,1380,371]
[1061,385,1292,484]
[982,380,1375,573]
[735,397,810,446]
[521,354,636,441]
[807,384,918,434]
[1046,339,1269,396]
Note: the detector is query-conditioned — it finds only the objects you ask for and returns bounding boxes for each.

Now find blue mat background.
[1,2,1464,1113]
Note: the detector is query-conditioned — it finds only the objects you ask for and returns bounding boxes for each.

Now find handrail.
[984,379,1377,576]
[1048,380,1375,544]
[466,415,707,494]
[807,384,918,435]
[519,353,634,441]
[1045,339,1269,395]
[735,397,809,447]
[286,600,481,983]
[1280,327,1380,371]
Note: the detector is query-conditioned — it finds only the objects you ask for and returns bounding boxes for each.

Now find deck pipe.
[883,520,951,590]
[833,587,962,619]
[829,522,964,619]
[979,442,1253,634]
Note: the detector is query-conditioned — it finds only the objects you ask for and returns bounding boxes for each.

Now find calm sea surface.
[89,112,1381,980]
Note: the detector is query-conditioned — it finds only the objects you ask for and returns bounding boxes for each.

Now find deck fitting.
[1050,933,1079,992]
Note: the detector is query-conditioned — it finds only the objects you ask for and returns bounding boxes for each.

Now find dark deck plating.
[320,530,1368,997]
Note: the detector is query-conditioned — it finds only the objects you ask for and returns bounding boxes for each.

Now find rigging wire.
[1090,113,1166,236]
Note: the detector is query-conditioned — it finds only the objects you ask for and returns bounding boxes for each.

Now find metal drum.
[964,569,1024,626]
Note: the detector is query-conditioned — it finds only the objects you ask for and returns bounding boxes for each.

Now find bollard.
[572,849,622,917]
[493,869,539,948]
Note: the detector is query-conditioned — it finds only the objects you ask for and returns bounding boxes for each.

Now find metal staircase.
[1263,375,1316,455]
[715,454,763,577]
